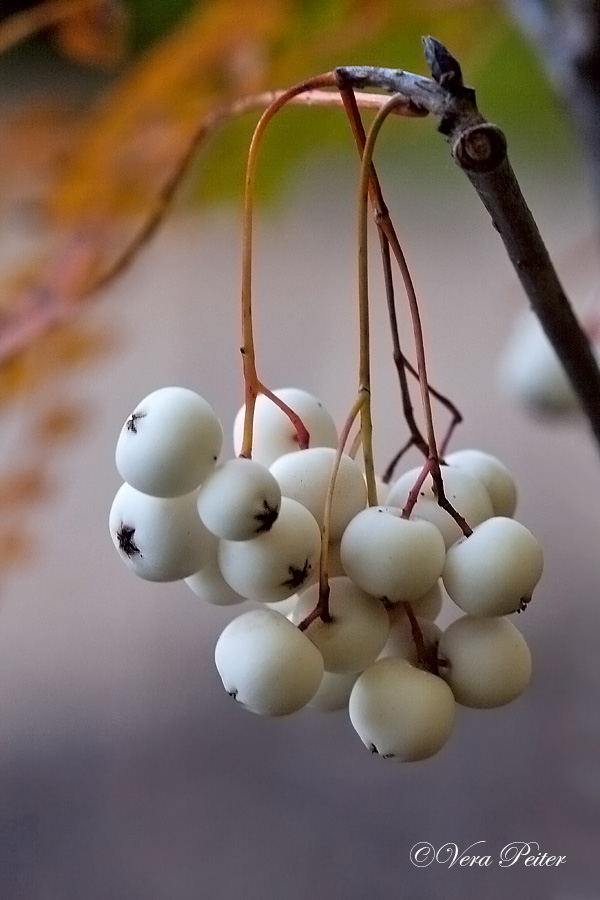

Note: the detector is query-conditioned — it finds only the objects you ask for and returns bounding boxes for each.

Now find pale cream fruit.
[116,386,222,497]
[438,615,532,708]
[214,608,324,716]
[349,658,455,762]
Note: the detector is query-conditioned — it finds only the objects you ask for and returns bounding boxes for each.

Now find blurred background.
[0,1,599,898]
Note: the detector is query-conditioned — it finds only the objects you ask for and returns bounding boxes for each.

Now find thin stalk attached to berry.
[297,393,367,630]
[338,83,440,456]
[237,77,426,461]
[239,73,339,458]
[401,601,442,675]
[338,80,469,532]
[338,86,439,474]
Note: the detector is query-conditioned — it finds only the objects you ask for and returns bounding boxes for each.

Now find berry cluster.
[109,384,542,764]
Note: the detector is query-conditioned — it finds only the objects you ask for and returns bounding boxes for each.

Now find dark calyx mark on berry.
[254,499,279,534]
[117,523,141,557]
[227,689,238,700]
[126,411,146,434]
[369,742,393,759]
[517,595,531,613]
[282,558,311,590]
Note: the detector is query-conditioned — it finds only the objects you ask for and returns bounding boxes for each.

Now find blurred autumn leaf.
[0,0,574,576]
[0,0,129,66]
[52,0,129,67]
[48,0,515,220]
[0,0,194,58]
[0,0,536,364]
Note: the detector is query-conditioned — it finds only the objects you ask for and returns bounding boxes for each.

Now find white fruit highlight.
[270,447,367,540]
[308,671,358,712]
[214,608,324,716]
[379,614,442,664]
[349,658,455,761]
[218,497,321,603]
[438,615,532,708]
[197,457,281,541]
[184,532,246,606]
[326,540,346,578]
[445,449,517,518]
[291,577,390,673]
[116,386,223,497]
[233,388,337,466]
[109,482,210,581]
[340,507,446,602]
[442,516,543,617]
[265,594,299,617]
[410,580,445,621]
[385,464,494,549]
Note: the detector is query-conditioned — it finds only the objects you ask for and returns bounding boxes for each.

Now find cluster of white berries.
[109,385,543,764]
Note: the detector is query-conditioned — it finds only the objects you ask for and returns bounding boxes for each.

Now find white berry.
[438,615,532,708]
[218,497,321,602]
[291,576,389,673]
[214,608,324,715]
[233,388,337,466]
[379,614,442,664]
[270,447,367,540]
[349,658,455,761]
[386,464,494,549]
[109,482,210,581]
[445,449,517,518]
[184,532,246,606]
[116,387,223,497]
[308,671,358,712]
[499,312,581,417]
[340,507,446,602]
[197,457,281,540]
[442,516,543,616]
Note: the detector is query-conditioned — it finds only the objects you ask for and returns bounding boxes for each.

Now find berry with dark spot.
[116,523,141,558]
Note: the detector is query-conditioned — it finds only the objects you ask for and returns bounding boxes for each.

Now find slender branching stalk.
[337,81,472,535]
[0,86,423,365]
[238,74,338,459]
[337,38,600,454]
[297,393,366,630]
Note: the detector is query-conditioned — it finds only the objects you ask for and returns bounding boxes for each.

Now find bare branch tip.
[423,36,464,90]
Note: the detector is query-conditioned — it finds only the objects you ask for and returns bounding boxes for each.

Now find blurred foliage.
[0,0,571,218]
[125,0,195,52]
[0,0,576,432]
[0,0,195,56]
[0,0,580,577]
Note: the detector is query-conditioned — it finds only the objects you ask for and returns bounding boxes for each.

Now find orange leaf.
[0,0,116,56]
[0,526,34,569]
[49,0,291,220]
[0,0,497,364]
[52,0,129,67]
[34,402,87,442]
[0,468,49,510]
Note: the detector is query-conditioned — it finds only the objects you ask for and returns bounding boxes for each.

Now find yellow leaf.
[52,0,129,68]
[0,0,500,364]
[49,0,292,219]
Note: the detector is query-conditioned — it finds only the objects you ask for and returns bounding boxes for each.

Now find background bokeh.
[1,2,599,898]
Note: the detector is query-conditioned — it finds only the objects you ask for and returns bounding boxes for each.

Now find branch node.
[452,123,507,173]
